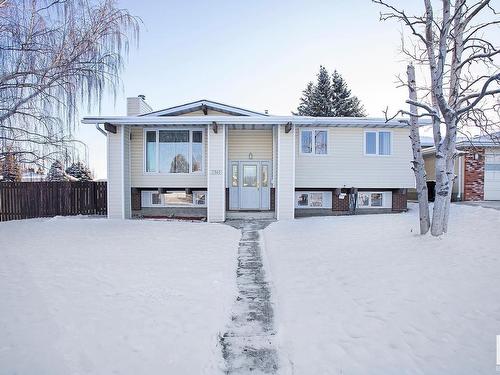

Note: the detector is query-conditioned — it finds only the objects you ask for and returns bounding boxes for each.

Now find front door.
[228,161,272,210]
[240,163,260,209]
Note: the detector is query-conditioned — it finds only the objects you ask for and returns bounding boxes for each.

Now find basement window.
[141,190,207,207]
[295,191,332,208]
[357,192,392,208]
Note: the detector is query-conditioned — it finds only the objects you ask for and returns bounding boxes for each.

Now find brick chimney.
[126,95,153,116]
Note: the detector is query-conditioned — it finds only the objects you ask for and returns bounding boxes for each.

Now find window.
[146,131,157,172]
[365,131,392,155]
[300,129,328,155]
[141,190,207,207]
[193,191,206,206]
[357,192,392,208]
[231,164,238,187]
[243,165,258,187]
[295,191,332,208]
[145,129,204,174]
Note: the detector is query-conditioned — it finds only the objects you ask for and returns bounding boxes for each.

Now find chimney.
[127,95,153,116]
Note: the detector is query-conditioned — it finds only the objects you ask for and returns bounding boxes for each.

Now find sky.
[78,0,424,179]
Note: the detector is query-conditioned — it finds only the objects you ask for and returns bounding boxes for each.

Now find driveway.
[455,200,500,210]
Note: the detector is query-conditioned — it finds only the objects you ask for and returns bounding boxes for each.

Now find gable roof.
[142,99,269,117]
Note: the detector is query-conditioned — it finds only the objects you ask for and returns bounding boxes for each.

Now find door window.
[231,164,238,187]
[243,165,258,187]
[261,164,269,187]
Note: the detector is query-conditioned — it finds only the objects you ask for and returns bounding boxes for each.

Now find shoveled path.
[220,220,278,374]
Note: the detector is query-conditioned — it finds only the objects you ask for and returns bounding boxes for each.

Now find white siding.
[227,129,273,160]
[207,125,226,222]
[277,125,295,220]
[130,127,207,188]
[123,127,131,219]
[127,97,152,116]
[107,127,124,219]
[295,127,414,188]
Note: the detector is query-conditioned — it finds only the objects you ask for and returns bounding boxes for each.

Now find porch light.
[249,152,253,160]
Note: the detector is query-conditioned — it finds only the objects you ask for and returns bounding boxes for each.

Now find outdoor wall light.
[249,152,253,160]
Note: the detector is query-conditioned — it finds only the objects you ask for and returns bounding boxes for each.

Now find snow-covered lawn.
[0,218,240,374]
[264,204,500,374]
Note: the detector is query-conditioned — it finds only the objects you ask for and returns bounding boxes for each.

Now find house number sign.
[210,169,222,175]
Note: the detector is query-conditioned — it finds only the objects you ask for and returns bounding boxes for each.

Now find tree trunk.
[407,64,430,234]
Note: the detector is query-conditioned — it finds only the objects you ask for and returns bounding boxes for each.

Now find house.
[82,97,417,222]
[422,133,500,201]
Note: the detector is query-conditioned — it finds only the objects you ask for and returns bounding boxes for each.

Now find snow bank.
[0,218,240,374]
[264,204,500,374]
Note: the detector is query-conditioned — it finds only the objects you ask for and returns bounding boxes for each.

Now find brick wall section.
[392,189,408,212]
[332,189,350,211]
[131,188,141,210]
[463,148,485,201]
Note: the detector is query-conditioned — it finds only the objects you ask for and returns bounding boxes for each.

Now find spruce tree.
[295,66,366,117]
[311,66,333,116]
[66,161,93,181]
[295,81,315,116]
[46,160,67,181]
[331,70,366,117]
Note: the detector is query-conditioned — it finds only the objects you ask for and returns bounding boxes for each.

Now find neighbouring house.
[83,97,418,222]
[422,133,500,201]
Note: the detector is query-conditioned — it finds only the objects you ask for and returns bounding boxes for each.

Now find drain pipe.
[95,123,107,136]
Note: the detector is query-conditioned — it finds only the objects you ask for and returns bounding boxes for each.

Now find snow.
[0,218,240,374]
[263,203,500,374]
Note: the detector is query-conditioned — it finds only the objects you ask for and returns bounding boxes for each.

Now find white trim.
[120,126,125,219]
[207,125,211,221]
[299,128,329,156]
[83,115,425,128]
[276,125,281,219]
[106,131,111,219]
[363,130,393,156]
[143,127,205,175]
[221,124,226,221]
[143,100,268,117]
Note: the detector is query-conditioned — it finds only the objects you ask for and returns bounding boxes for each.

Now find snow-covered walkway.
[221,220,279,374]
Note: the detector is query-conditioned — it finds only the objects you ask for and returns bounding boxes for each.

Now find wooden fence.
[0,181,107,221]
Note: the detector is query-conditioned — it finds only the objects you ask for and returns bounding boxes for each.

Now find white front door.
[228,161,272,210]
[240,163,260,209]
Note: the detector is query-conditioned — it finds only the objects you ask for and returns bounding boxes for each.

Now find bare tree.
[374,0,500,236]
[0,0,140,169]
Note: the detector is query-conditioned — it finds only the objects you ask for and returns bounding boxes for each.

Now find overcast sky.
[78,0,423,179]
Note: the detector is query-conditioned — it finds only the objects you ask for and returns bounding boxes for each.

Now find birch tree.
[374,0,500,236]
[0,0,140,168]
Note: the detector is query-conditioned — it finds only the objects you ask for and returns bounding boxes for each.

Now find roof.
[82,115,424,128]
[142,99,269,117]
[422,133,500,155]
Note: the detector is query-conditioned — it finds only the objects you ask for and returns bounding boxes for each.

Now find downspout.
[457,155,462,201]
[95,123,107,136]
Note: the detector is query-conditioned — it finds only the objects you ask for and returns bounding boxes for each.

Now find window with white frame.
[300,129,328,155]
[295,191,332,208]
[365,131,392,155]
[356,191,392,208]
[141,190,207,207]
[145,129,204,173]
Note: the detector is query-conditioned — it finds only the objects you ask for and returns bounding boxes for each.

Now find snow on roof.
[422,133,500,155]
[82,115,431,128]
[142,99,269,117]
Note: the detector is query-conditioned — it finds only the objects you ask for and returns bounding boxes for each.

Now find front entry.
[229,161,271,210]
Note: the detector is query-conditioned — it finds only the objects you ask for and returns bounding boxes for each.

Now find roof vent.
[264,109,269,115]
[138,94,146,100]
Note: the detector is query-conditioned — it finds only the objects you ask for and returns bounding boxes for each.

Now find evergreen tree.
[331,70,366,117]
[66,161,93,181]
[295,66,366,117]
[311,65,333,116]
[1,153,22,182]
[46,160,67,181]
[295,81,315,116]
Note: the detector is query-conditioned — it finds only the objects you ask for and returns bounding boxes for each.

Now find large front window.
[145,129,204,173]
